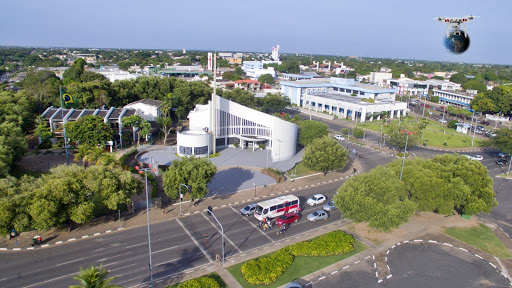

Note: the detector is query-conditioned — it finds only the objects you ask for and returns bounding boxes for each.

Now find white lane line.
[124,242,146,249]
[176,219,213,263]
[101,261,118,267]
[230,207,274,243]
[96,252,132,262]
[201,213,243,254]
[108,263,137,272]
[152,245,179,254]
[55,257,84,267]
[0,278,7,282]
[21,272,78,288]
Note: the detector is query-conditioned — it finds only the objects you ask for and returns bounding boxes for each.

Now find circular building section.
[177,130,211,158]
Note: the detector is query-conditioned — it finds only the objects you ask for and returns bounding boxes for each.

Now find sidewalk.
[0,159,362,250]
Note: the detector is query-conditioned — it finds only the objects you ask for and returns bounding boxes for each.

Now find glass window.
[270,206,276,211]
[285,202,291,207]
[277,204,284,209]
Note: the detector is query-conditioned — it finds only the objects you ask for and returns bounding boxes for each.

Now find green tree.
[156,116,173,145]
[70,264,121,288]
[65,115,113,147]
[430,96,440,103]
[299,120,328,147]
[302,136,348,173]
[259,94,290,113]
[0,176,38,236]
[0,122,28,177]
[258,74,275,85]
[449,72,468,84]
[491,129,512,154]
[448,119,459,129]
[34,116,54,148]
[352,127,365,139]
[462,80,487,93]
[471,95,496,113]
[122,115,149,146]
[333,165,416,231]
[62,58,86,85]
[162,157,217,200]
[383,123,420,149]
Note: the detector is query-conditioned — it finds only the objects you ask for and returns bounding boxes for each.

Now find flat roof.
[307,93,401,106]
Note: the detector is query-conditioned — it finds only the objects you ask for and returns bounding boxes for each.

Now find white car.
[463,154,483,161]
[307,194,327,206]
[438,119,447,124]
[334,135,345,141]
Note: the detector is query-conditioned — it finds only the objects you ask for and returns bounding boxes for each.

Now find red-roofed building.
[234,79,261,91]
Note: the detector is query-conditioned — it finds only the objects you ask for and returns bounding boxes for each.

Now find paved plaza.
[137,145,304,196]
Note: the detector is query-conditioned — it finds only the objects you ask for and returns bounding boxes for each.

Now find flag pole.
[60,87,70,165]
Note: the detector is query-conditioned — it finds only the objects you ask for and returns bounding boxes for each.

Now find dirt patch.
[350,212,479,248]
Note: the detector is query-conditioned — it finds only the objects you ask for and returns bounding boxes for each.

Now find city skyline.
[3,0,511,65]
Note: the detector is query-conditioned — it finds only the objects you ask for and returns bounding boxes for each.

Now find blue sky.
[3,0,511,65]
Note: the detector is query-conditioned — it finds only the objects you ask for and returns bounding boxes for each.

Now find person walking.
[216,253,222,265]
[204,232,209,243]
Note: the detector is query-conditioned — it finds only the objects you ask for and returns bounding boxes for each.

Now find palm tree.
[96,153,118,168]
[74,145,91,167]
[70,264,121,288]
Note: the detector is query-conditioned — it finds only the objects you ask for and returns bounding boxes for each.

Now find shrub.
[341,128,350,136]
[177,277,220,288]
[241,231,354,285]
[352,127,365,139]
[448,120,459,129]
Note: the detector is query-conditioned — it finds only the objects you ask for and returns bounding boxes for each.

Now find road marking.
[176,219,212,263]
[20,272,78,288]
[97,252,132,262]
[124,242,146,249]
[201,213,243,254]
[101,261,118,267]
[108,263,137,272]
[152,245,179,254]
[56,257,84,267]
[0,278,7,282]
[230,207,274,243]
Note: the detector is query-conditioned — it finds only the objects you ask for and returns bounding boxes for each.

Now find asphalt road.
[315,243,510,288]
[0,181,347,288]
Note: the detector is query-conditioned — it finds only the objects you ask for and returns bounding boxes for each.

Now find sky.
[3,0,512,65]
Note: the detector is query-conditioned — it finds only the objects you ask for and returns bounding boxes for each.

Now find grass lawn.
[227,240,368,288]
[166,272,227,288]
[285,162,317,178]
[358,120,492,148]
[444,224,512,258]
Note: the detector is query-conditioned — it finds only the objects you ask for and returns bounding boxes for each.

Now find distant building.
[123,99,163,122]
[272,44,280,61]
[234,79,261,91]
[433,89,476,108]
[88,67,140,82]
[242,61,275,79]
[369,72,392,86]
[280,77,403,122]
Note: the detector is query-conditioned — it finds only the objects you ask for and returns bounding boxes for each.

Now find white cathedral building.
[176,94,298,161]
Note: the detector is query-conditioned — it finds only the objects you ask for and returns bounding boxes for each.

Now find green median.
[444,224,512,258]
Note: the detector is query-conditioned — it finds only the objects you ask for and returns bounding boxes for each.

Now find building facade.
[180,95,298,161]
[433,89,476,108]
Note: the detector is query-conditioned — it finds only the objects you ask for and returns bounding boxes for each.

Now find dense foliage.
[241,231,354,285]
[162,157,217,200]
[302,136,348,173]
[66,115,113,147]
[491,129,512,154]
[333,154,497,231]
[299,120,328,146]
[352,126,365,138]
[0,164,142,234]
[176,277,220,288]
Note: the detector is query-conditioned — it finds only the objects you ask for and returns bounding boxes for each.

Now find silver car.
[307,210,329,222]
[323,200,336,211]
[240,204,257,216]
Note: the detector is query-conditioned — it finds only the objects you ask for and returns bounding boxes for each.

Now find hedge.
[241,231,354,285]
[176,277,220,288]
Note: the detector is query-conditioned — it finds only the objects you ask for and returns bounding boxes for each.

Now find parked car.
[307,194,327,206]
[498,152,509,158]
[334,134,345,141]
[438,119,447,124]
[307,210,329,222]
[323,200,336,211]
[476,125,486,131]
[275,213,299,226]
[480,121,490,126]
[496,158,509,165]
[240,204,257,216]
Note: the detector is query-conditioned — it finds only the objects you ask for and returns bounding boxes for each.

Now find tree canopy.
[66,115,113,147]
[162,157,217,200]
[333,154,497,231]
[299,120,328,147]
[491,129,512,154]
[302,136,348,173]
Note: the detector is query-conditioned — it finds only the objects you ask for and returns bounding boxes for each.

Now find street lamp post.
[135,164,156,288]
[179,184,189,216]
[253,182,256,198]
[399,130,416,181]
[471,110,477,147]
[507,154,512,177]
[207,207,225,266]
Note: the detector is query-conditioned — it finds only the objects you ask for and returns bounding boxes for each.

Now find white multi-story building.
[369,72,392,86]
[433,89,476,108]
[242,61,275,79]
[280,77,404,122]
[123,99,162,122]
